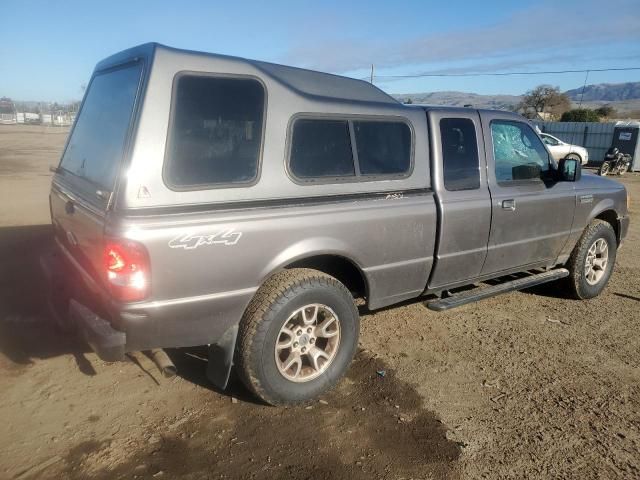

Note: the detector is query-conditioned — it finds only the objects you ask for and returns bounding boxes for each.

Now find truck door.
[427,110,491,288]
[480,112,576,275]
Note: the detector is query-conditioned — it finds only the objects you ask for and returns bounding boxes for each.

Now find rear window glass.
[165,75,265,188]
[440,118,480,191]
[60,62,142,190]
[353,121,411,175]
[290,119,355,178]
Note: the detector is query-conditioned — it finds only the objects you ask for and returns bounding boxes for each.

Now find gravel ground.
[0,124,638,479]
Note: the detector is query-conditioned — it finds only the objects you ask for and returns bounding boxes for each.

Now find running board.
[426,268,569,312]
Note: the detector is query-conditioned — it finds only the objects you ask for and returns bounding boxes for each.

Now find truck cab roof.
[415,104,524,119]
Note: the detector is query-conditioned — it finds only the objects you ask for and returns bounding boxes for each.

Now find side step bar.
[427,268,570,312]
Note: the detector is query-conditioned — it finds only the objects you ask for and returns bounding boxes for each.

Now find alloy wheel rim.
[274,304,341,382]
[584,238,609,285]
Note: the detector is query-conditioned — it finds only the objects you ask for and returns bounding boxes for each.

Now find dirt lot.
[0,124,639,479]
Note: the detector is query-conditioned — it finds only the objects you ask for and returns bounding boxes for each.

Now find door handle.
[502,199,516,211]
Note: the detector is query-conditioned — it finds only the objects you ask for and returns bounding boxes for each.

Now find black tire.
[566,153,581,163]
[599,161,611,176]
[236,268,359,406]
[566,220,617,299]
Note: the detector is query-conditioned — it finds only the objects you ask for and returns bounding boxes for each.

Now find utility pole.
[370,64,375,84]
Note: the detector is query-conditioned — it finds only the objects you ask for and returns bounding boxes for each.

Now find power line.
[362,66,640,80]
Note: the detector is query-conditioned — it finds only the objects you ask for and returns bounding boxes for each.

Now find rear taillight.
[103,238,150,302]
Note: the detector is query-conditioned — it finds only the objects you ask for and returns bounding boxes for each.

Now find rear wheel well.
[595,210,619,244]
[285,255,367,301]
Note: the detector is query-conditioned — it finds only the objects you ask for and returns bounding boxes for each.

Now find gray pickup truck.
[43,43,629,405]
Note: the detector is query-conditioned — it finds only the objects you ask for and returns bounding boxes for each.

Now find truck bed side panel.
[107,192,437,349]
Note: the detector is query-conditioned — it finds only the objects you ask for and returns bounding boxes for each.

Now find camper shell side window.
[163,72,267,191]
[287,115,414,184]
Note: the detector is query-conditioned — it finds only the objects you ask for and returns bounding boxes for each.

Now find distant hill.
[392,81,640,117]
[564,82,640,102]
[392,91,521,111]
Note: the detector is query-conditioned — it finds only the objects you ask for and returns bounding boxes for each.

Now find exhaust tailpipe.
[149,349,177,378]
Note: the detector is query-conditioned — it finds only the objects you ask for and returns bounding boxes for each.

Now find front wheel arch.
[594,209,621,245]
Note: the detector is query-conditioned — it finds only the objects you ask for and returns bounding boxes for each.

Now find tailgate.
[50,60,144,286]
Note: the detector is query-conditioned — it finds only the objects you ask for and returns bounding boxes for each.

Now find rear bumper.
[40,245,126,361]
[41,241,255,362]
[70,300,126,361]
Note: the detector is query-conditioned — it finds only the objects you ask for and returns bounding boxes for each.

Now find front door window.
[491,121,550,183]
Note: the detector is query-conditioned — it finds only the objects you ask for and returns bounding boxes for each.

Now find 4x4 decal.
[168,229,242,250]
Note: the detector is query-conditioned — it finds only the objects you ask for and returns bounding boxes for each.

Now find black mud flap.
[206,324,238,390]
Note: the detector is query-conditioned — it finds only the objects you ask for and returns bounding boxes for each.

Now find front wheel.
[236,268,359,405]
[599,161,611,176]
[566,220,617,299]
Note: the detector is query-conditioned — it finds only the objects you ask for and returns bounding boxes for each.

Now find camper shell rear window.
[59,60,143,192]
[164,73,266,190]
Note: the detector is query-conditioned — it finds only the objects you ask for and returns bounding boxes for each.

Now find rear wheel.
[599,161,611,176]
[566,220,617,299]
[566,153,581,163]
[236,268,359,405]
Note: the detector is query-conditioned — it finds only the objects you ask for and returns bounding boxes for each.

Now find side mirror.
[559,157,581,182]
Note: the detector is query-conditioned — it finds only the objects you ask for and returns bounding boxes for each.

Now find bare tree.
[518,85,571,120]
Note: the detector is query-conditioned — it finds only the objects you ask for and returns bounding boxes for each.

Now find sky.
[2,0,640,102]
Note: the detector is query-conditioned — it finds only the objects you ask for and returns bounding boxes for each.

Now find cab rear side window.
[165,75,265,189]
[440,118,480,191]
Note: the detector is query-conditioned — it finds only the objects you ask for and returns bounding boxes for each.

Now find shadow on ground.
[612,292,640,302]
[167,346,263,405]
[1,225,462,479]
[61,352,462,480]
[0,224,96,374]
